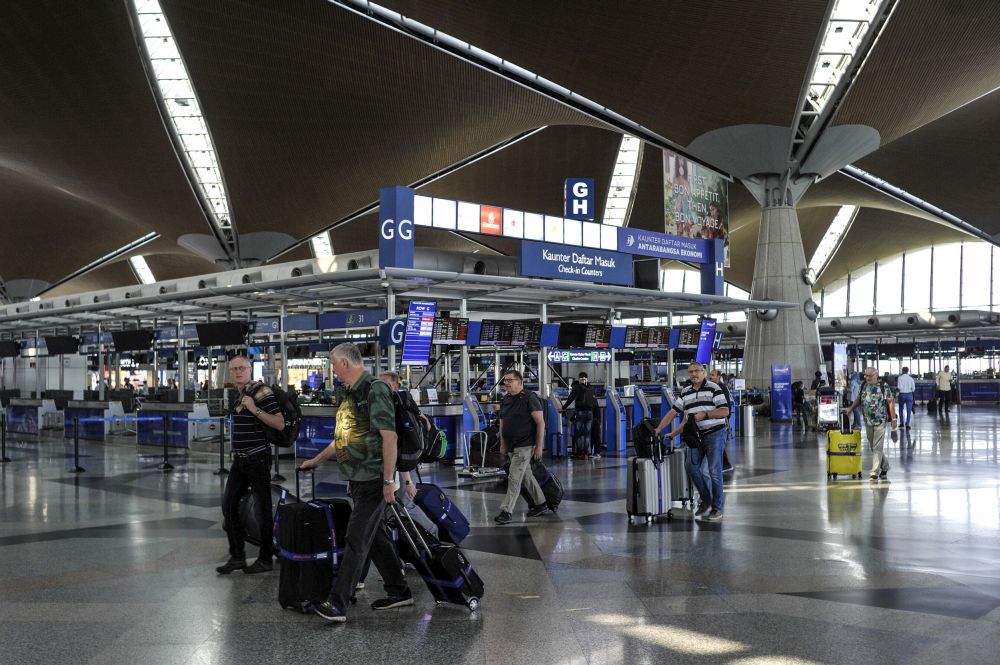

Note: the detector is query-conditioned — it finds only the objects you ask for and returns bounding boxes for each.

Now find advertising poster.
[770,364,793,422]
[833,342,848,392]
[663,149,730,266]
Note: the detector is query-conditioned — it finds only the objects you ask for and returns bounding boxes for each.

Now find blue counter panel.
[63,408,105,441]
[6,405,39,435]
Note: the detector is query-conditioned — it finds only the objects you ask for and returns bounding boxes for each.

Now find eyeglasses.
[502,378,521,384]
[231,366,250,372]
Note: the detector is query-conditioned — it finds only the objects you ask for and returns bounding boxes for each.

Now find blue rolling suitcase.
[413,483,470,544]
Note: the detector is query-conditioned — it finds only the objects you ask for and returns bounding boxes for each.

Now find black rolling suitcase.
[927,397,937,415]
[388,502,484,612]
[275,470,351,613]
[504,457,565,511]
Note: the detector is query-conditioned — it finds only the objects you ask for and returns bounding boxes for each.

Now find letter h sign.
[564,178,595,221]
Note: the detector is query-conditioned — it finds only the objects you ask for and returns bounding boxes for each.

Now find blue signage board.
[695,318,717,364]
[609,326,626,350]
[540,323,559,347]
[319,309,386,330]
[250,318,280,334]
[771,364,793,423]
[282,314,317,332]
[520,240,633,287]
[466,320,482,347]
[619,227,708,263]
[564,178,595,221]
[546,349,613,363]
[378,318,405,347]
[379,186,416,269]
[401,301,436,365]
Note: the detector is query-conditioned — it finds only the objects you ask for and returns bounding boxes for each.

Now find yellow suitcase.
[826,428,862,480]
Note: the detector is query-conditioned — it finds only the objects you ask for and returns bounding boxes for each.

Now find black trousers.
[329,478,408,611]
[221,453,274,561]
[937,389,951,412]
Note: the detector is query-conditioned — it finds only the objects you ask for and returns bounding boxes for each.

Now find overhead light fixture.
[806,0,885,114]
[601,134,643,227]
[131,0,239,260]
[128,255,157,285]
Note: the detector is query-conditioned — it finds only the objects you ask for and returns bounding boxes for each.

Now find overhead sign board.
[546,349,613,363]
[519,240,633,287]
[619,227,707,263]
[564,178,595,221]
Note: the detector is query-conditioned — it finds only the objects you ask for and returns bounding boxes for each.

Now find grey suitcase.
[664,447,693,506]
[626,456,672,523]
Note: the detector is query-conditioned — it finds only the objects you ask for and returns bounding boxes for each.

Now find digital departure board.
[511,320,542,347]
[401,301,436,366]
[695,318,717,364]
[556,322,587,348]
[431,317,469,345]
[646,326,670,348]
[624,325,648,348]
[478,319,513,346]
[584,324,612,349]
[676,327,699,349]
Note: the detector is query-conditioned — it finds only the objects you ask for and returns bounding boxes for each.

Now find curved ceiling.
[1,0,998,302]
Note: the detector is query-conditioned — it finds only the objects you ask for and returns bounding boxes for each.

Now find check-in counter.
[138,402,211,448]
[424,402,465,461]
[913,382,937,402]
[297,405,337,458]
[63,400,126,441]
[6,398,58,435]
[959,380,1000,403]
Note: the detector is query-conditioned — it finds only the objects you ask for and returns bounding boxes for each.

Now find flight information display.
[478,319,513,346]
[401,301,436,366]
[431,317,469,345]
[676,327,699,349]
[511,320,542,347]
[646,326,670,348]
[624,325,648,348]
[584,324,611,348]
[695,318,717,364]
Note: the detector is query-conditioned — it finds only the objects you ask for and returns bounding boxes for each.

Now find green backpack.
[420,424,448,463]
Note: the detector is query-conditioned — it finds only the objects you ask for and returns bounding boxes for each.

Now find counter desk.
[63,400,126,441]
[137,402,212,448]
[5,398,59,435]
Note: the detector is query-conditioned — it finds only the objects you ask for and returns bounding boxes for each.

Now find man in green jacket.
[300,343,412,623]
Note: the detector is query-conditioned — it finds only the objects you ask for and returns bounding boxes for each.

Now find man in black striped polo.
[217,356,285,575]
[654,362,730,522]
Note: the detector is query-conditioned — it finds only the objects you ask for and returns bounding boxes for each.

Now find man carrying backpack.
[844,366,897,481]
[217,356,285,575]
[563,372,599,459]
[300,343,413,623]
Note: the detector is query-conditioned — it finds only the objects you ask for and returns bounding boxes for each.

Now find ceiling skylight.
[601,135,643,227]
[311,232,334,258]
[129,255,157,285]
[807,0,883,113]
[809,205,858,277]
[132,0,237,258]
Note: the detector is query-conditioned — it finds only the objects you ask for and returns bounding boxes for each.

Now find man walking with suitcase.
[844,367,897,481]
[494,370,548,525]
[300,343,413,623]
[654,363,730,522]
[563,372,598,459]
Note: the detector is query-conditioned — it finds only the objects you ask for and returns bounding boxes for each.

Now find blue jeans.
[897,393,913,427]
[686,428,726,512]
[573,410,593,455]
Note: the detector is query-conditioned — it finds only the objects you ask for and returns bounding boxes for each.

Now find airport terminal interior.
[3,1,1000,664]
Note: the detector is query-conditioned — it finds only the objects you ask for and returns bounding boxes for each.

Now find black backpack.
[249,383,301,448]
[387,386,424,472]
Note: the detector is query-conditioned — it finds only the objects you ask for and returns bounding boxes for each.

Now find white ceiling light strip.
[601,135,643,227]
[131,0,238,260]
[806,0,883,114]
[808,204,859,277]
[128,255,157,285]
[310,232,334,258]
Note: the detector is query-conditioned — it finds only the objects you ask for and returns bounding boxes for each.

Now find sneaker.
[526,504,548,518]
[371,590,414,610]
[879,472,889,481]
[355,582,366,591]
[695,501,711,517]
[703,510,723,522]
[869,473,879,481]
[593,453,602,460]
[313,600,347,623]
[215,559,246,575]
[494,510,512,525]
[244,558,273,574]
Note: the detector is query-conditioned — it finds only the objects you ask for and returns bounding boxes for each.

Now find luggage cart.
[816,388,841,431]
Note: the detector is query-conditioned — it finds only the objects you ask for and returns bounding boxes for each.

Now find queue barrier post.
[214,416,228,476]
[71,417,85,473]
[271,443,286,482]
[1,412,11,464]
[157,414,174,472]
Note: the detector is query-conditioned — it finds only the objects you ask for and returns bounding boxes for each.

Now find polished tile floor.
[2,406,1000,664]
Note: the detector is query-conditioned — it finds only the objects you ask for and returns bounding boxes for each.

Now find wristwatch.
[383,479,394,486]
[255,408,262,416]
[404,480,412,486]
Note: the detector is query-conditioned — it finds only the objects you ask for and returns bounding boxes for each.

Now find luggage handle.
[387,501,432,557]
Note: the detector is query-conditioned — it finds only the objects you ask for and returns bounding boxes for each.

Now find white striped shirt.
[672,380,729,434]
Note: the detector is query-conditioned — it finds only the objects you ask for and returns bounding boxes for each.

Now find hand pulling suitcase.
[626,456,672,522]
[275,469,351,613]
[413,482,470,544]
[388,502,484,612]
[827,416,863,480]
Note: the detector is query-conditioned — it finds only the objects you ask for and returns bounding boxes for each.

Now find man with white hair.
[300,343,413,623]
[844,366,897,481]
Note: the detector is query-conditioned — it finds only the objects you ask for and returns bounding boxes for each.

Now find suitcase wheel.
[467,597,481,612]
[832,473,838,479]
[666,510,673,522]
